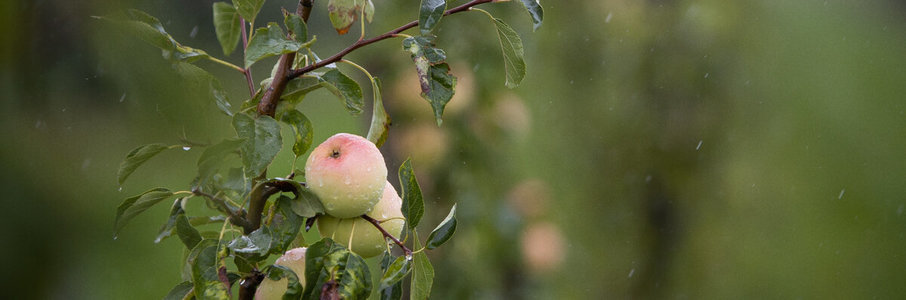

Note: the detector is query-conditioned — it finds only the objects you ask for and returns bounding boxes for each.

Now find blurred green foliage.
[2,0,906,299]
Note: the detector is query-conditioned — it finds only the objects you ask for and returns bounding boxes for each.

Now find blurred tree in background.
[2,0,906,299]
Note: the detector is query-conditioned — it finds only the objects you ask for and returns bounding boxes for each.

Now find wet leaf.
[290,186,325,218]
[281,75,322,104]
[319,69,364,114]
[419,0,446,35]
[284,12,308,43]
[196,138,245,185]
[270,196,304,253]
[425,203,456,249]
[366,77,391,147]
[398,158,424,229]
[163,281,194,300]
[301,239,372,300]
[491,18,526,88]
[172,62,233,116]
[519,0,544,31]
[213,2,241,55]
[232,113,282,178]
[402,36,456,126]
[411,232,434,300]
[280,110,314,157]
[228,226,274,262]
[233,0,265,24]
[188,239,228,300]
[264,264,304,300]
[176,211,203,249]
[379,255,412,290]
[117,143,171,185]
[379,252,403,300]
[245,22,304,68]
[97,9,209,62]
[327,0,373,34]
[114,187,173,236]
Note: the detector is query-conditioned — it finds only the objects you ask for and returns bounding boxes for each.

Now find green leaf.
[233,0,265,24]
[290,185,325,218]
[411,232,434,300]
[197,138,245,185]
[228,226,274,262]
[213,2,241,55]
[492,18,526,88]
[302,239,372,300]
[264,264,304,300]
[163,281,194,300]
[364,0,375,23]
[280,110,314,157]
[155,199,186,243]
[114,187,174,237]
[366,77,391,147]
[327,0,371,34]
[398,158,424,229]
[284,12,308,43]
[519,0,544,31]
[425,203,456,249]
[157,208,226,244]
[98,9,209,62]
[188,239,229,300]
[245,22,304,68]
[176,211,203,249]
[270,196,304,253]
[379,252,403,300]
[172,62,234,116]
[232,113,283,178]
[117,143,172,185]
[319,69,364,114]
[282,76,323,104]
[379,255,412,290]
[402,36,456,126]
[418,0,446,35]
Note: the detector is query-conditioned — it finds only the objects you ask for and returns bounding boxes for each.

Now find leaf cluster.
[105,0,543,298]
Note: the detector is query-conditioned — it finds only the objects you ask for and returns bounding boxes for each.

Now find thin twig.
[287,0,493,80]
[192,189,253,233]
[361,214,411,256]
[240,16,255,97]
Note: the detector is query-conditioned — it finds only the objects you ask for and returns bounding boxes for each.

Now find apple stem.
[361,214,412,256]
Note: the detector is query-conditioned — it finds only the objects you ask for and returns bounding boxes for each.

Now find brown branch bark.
[287,0,492,80]
[239,3,313,299]
[361,215,412,256]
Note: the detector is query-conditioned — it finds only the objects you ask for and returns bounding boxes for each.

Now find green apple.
[305,133,388,218]
[318,181,405,258]
[254,247,307,300]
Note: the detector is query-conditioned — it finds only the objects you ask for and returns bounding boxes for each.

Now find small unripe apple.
[255,247,307,300]
[305,133,388,218]
[318,181,405,258]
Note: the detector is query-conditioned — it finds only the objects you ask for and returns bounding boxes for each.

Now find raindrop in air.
[119,93,126,103]
[696,140,703,150]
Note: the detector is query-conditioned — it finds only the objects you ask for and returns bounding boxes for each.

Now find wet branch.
[191,189,253,233]
[361,214,411,256]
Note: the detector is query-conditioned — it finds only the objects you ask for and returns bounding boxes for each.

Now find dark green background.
[2,0,906,298]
